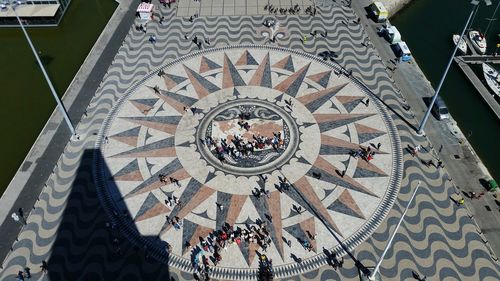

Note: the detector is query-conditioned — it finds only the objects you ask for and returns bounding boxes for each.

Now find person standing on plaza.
[412,145,421,157]
[18,208,27,225]
[40,260,48,274]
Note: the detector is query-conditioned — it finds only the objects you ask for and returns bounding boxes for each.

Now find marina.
[454,56,500,119]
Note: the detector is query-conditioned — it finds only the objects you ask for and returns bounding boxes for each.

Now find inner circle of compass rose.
[96,46,402,279]
[194,98,300,175]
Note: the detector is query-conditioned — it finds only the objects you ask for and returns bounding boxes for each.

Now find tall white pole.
[484,0,500,36]
[368,181,421,280]
[10,1,78,138]
[416,2,479,135]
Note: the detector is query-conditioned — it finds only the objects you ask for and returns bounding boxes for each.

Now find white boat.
[482,63,500,98]
[468,30,487,54]
[452,34,468,54]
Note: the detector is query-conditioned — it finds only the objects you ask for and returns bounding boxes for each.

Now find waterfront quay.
[0,0,499,280]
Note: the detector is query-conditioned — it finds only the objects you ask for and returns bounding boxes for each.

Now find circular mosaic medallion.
[94,45,402,279]
[189,97,300,176]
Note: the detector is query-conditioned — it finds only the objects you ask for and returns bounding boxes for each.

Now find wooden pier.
[454,56,500,120]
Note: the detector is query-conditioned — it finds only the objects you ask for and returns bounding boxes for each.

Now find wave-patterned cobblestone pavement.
[0,2,499,281]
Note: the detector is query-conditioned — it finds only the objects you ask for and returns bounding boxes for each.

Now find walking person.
[18,208,26,225]
[40,260,48,274]
[17,271,25,281]
[412,145,421,157]
[24,267,31,279]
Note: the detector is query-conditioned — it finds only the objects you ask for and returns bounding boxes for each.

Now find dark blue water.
[392,0,500,181]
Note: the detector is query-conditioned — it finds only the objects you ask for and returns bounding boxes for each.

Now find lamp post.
[416,0,490,136]
[9,1,79,140]
[366,181,421,281]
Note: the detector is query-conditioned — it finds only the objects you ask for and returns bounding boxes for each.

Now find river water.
[0,0,117,195]
[392,0,500,182]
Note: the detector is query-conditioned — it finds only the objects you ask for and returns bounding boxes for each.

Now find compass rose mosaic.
[95,45,402,279]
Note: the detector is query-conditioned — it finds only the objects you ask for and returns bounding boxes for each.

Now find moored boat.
[452,34,468,54]
[468,30,487,54]
[482,63,500,98]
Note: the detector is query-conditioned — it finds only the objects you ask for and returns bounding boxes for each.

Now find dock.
[454,56,500,119]
[460,55,500,64]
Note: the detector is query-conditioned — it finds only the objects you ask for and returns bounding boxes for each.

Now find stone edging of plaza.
[93,44,403,279]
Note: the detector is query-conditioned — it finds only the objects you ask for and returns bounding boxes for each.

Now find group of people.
[264,4,303,15]
[159,174,181,187]
[350,144,380,162]
[204,130,285,164]
[165,215,183,230]
[189,221,275,276]
[187,34,210,49]
[15,261,48,281]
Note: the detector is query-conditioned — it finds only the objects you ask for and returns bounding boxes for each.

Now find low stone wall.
[378,0,414,18]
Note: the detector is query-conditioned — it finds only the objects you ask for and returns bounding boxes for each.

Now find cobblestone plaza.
[0,0,499,280]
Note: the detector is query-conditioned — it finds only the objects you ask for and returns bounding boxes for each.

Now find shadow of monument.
[45,149,179,280]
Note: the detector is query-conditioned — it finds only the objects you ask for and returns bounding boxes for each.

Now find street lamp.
[363,181,421,281]
[8,0,79,140]
[416,0,491,136]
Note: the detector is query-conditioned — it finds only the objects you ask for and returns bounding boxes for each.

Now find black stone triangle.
[134,193,160,220]
[327,200,364,219]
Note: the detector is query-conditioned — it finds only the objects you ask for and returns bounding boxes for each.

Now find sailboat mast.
[485,0,500,36]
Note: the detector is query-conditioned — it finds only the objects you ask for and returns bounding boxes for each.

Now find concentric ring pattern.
[95,46,402,278]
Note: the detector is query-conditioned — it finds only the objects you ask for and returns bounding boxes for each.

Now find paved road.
[0,0,499,280]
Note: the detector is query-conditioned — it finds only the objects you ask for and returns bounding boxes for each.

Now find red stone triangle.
[336,96,364,105]
[248,53,271,87]
[183,224,214,255]
[337,190,365,219]
[111,147,176,158]
[296,83,348,106]
[356,158,388,177]
[245,242,260,266]
[313,113,373,124]
[163,76,177,90]
[135,202,171,222]
[320,134,387,155]
[114,169,143,181]
[125,168,190,199]
[294,177,343,237]
[272,55,294,71]
[266,191,284,258]
[109,136,138,147]
[161,185,216,235]
[273,63,310,94]
[235,50,257,66]
[354,123,385,135]
[199,56,221,73]
[153,93,188,114]
[225,195,248,226]
[183,65,220,99]
[299,217,316,252]
[307,71,331,85]
[122,118,177,135]
[313,156,378,197]
[130,100,154,115]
